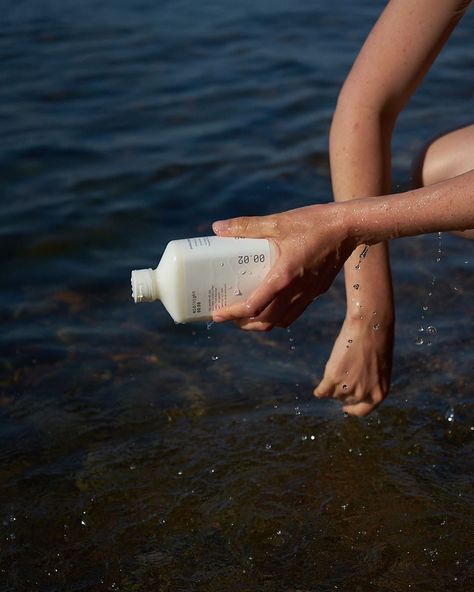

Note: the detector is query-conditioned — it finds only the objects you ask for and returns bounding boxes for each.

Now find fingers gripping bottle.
[131,236,276,323]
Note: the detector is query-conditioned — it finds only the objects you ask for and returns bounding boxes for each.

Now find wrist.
[345,305,394,323]
[334,201,362,252]
[342,198,378,247]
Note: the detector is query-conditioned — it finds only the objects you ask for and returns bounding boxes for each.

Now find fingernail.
[213,315,225,322]
[212,220,229,234]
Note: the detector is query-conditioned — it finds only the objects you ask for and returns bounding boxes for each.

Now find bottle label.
[182,236,273,320]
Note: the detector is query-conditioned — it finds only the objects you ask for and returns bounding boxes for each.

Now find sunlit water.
[1,1,473,590]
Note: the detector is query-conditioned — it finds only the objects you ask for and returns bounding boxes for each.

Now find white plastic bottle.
[131,236,276,323]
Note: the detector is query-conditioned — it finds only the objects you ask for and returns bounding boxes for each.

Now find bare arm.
[212,170,473,321]
[331,0,469,314]
[348,169,474,244]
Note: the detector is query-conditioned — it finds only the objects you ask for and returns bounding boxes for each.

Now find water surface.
[1,1,473,590]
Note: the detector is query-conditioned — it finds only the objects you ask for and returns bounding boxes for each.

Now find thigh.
[412,123,474,188]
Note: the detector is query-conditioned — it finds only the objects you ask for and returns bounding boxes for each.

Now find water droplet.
[353,284,359,290]
[348,339,353,344]
[445,407,454,423]
[211,355,219,361]
[342,384,348,391]
[233,288,242,296]
[355,245,370,269]
[81,520,87,527]
[206,321,214,330]
[426,326,437,335]
[310,435,315,441]
[265,443,272,450]
[422,305,428,311]
[372,323,380,331]
[415,336,424,345]
[301,435,308,441]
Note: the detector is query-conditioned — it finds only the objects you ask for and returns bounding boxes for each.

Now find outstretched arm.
[213,169,473,314]
[212,170,473,321]
[347,169,474,243]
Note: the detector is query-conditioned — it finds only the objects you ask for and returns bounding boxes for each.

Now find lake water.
[1,1,473,590]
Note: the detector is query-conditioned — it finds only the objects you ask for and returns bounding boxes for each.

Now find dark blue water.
[1,1,473,590]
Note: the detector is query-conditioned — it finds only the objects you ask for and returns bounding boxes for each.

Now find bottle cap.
[131,268,158,303]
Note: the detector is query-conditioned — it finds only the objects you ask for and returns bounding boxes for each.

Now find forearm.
[347,169,474,245]
[330,103,395,321]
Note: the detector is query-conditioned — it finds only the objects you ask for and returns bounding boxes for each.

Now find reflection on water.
[1,0,473,589]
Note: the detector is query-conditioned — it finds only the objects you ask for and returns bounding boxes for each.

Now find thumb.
[212,214,279,238]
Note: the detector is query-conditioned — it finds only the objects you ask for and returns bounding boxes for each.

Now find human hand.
[212,203,357,330]
[314,314,394,416]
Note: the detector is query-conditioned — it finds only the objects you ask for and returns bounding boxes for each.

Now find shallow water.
[1,1,473,590]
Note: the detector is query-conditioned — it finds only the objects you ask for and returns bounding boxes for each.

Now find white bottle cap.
[131,268,158,303]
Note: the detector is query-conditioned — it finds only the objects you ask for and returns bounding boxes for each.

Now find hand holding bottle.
[212,203,357,330]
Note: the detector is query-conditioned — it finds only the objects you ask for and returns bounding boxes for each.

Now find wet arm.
[330,0,470,320]
[346,169,474,244]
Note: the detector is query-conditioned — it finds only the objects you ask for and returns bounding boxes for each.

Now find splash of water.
[355,245,369,270]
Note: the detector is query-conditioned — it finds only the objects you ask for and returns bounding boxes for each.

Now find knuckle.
[244,301,262,317]
[251,306,265,318]
[269,216,281,236]
[238,217,251,235]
